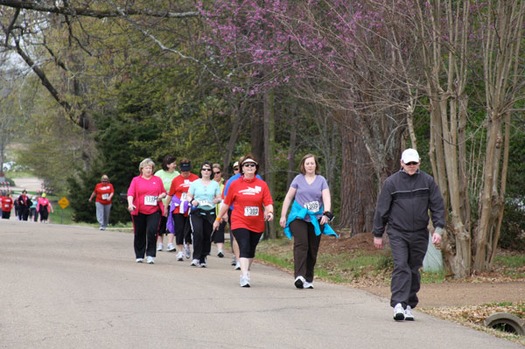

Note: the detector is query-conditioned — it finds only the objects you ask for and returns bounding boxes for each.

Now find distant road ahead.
[0,220,521,349]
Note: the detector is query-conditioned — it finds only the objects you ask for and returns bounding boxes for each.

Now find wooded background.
[1,0,525,278]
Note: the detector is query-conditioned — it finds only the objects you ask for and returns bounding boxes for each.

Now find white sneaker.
[146,256,155,264]
[176,251,184,261]
[190,259,200,267]
[156,243,163,251]
[393,303,405,321]
[240,275,250,287]
[184,244,191,259]
[294,276,306,289]
[136,258,144,263]
[217,250,224,258]
[303,281,314,289]
[404,305,414,321]
[167,243,176,252]
[231,257,237,266]
[234,261,241,270]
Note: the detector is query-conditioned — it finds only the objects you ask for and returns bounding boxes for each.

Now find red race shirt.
[224,176,273,233]
[168,173,199,200]
[93,182,114,205]
[1,196,13,212]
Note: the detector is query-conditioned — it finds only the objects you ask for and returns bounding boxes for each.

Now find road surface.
[0,220,521,349]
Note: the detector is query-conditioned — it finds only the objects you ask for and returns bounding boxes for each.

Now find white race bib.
[102,194,110,200]
[144,195,158,206]
[199,199,213,207]
[180,193,188,201]
[244,206,259,216]
[304,201,320,212]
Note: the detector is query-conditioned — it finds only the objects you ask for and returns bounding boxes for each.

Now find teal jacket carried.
[284,200,338,239]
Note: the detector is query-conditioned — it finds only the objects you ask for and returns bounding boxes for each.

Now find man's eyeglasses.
[243,163,256,168]
[405,162,419,166]
[201,168,212,171]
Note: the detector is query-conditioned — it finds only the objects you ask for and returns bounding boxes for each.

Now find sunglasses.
[243,163,256,168]
[233,167,239,171]
[213,171,221,175]
[201,168,212,171]
[405,162,419,166]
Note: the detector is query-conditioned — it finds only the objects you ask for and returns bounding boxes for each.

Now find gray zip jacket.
[373,169,445,237]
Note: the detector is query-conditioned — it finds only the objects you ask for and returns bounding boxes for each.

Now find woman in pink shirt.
[127,158,167,264]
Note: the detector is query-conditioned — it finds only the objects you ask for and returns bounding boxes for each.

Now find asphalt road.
[0,220,522,349]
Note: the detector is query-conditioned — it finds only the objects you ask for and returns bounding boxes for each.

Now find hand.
[212,220,219,231]
[128,204,135,212]
[373,237,384,249]
[319,215,329,225]
[432,232,442,245]
[265,212,274,221]
[279,216,286,228]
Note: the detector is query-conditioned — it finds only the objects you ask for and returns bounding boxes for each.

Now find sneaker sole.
[294,279,304,289]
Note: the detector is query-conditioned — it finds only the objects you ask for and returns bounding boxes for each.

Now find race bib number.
[304,201,320,212]
[199,199,212,207]
[102,194,110,200]
[144,195,158,206]
[244,206,259,216]
[180,193,188,201]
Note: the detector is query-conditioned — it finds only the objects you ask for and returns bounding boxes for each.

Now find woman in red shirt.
[89,174,114,230]
[127,158,167,264]
[213,155,274,287]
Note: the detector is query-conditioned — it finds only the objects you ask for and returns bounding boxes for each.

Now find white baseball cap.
[401,148,420,163]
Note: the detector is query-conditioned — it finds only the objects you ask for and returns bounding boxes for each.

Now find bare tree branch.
[0,0,199,19]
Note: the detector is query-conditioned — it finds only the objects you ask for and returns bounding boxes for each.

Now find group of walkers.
[124,153,336,289]
[0,189,53,222]
[92,147,446,322]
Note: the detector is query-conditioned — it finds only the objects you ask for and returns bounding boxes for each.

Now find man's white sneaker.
[217,250,224,258]
[167,243,176,252]
[294,276,306,289]
[184,244,191,259]
[136,258,144,263]
[303,281,314,289]
[393,303,405,321]
[176,252,184,261]
[146,256,155,264]
[404,305,414,321]
[190,259,200,267]
[156,243,163,251]
[234,261,241,270]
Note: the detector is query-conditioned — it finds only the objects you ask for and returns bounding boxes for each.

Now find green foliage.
[499,200,525,252]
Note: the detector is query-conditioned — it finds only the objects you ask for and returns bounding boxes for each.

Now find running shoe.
[184,244,191,259]
[156,243,163,251]
[200,257,207,268]
[176,251,184,261]
[136,258,144,263]
[303,281,314,289]
[167,243,176,252]
[231,257,237,266]
[234,261,241,270]
[146,256,155,264]
[190,259,200,267]
[240,275,250,288]
[393,303,405,321]
[294,276,306,289]
[217,250,224,258]
[404,305,415,321]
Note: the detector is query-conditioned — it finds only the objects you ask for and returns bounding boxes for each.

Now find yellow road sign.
[58,196,70,209]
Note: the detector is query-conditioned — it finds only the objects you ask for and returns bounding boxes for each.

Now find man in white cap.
[372,148,445,321]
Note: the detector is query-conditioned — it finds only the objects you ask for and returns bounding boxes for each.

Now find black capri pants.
[232,228,262,259]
